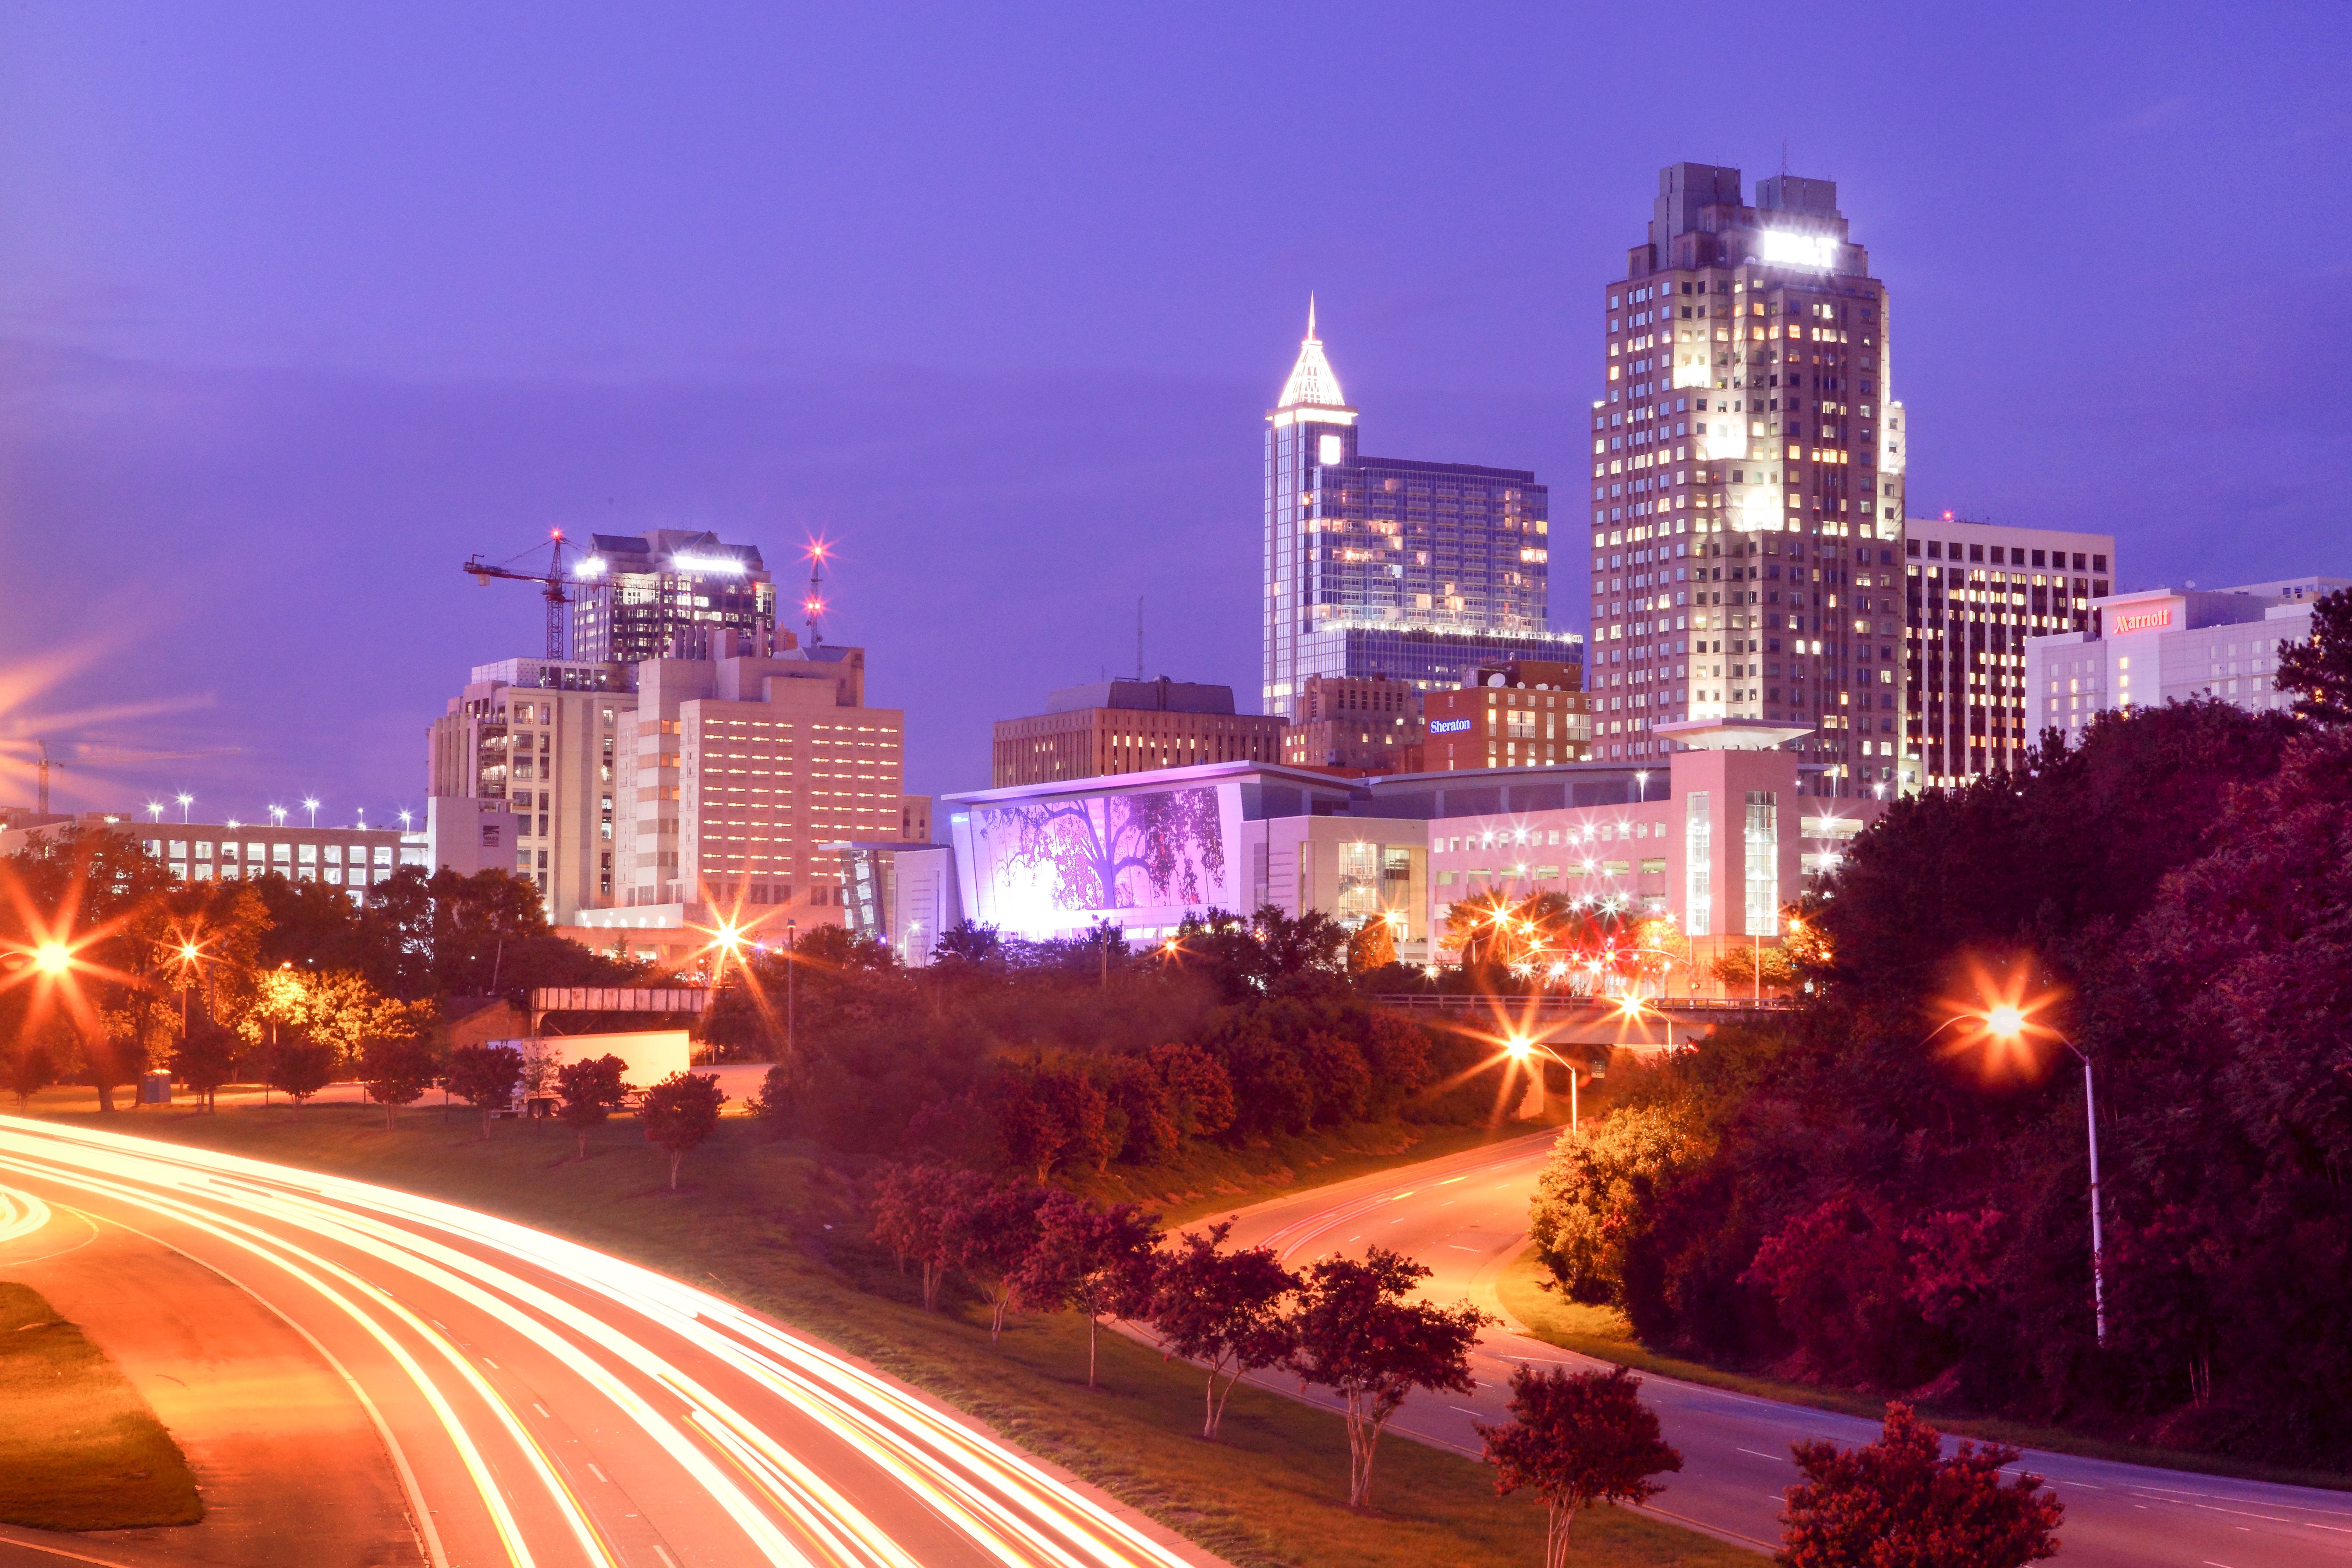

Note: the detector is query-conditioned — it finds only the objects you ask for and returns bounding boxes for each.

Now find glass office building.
[1263,304,1570,719]
[570,529,777,665]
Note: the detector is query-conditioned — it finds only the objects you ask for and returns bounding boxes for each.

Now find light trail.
[0,1117,1204,1568]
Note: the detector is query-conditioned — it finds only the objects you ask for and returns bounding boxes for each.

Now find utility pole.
[1136,596,1144,681]
[784,920,798,1064]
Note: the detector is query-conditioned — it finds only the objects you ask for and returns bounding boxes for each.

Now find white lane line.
[534,1402,552,1418]
[653,1547,681,1568]
[1449,1405,1483,1416]
[482,1356,499,1369]
[1449,1245,1482,1252]
[1737,1448,1782,1461]
[1437,1175,1467,1185]
[588,1462,609,1483]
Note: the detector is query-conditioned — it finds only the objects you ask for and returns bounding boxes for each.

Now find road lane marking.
[1737,1448,1782,1461]
[534,1402,552,1418]
[588,1463,609,1483]
[1437,1176,1466,1185]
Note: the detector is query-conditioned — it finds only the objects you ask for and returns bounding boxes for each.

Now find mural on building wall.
[971,786,1226,922]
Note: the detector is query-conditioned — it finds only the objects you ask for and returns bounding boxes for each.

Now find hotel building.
[1264,304,1578,717]
[576,637,904,944]
[992,678,1284,787]
[2027,576,2345,747]
[1421,660,1593,771]
[1899,518,2113,786]
[1590,163,1904,796]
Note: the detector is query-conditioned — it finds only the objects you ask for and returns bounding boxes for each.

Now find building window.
[1685,792,1711,937]
[1743,789,1778,936]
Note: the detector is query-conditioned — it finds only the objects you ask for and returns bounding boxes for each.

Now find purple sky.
[2,4,2346,817]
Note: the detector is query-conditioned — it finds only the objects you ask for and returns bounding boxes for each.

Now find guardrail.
[1368,993,1796,1014]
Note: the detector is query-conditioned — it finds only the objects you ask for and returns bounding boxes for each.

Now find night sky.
[2,4,2345,818]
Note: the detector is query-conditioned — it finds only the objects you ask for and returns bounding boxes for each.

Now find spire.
[1277,294,1347,410]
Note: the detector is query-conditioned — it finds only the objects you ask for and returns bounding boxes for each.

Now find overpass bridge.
[1368,992,1793,1049]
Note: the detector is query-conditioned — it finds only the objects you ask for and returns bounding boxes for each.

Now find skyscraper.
[570,530,777,664]
[1591,163,1905,797]
[1263,304,1574,719]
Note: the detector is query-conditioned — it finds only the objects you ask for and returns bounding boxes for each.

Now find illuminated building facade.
[1591,163,1905,796]
[992,678,1284,787]
[1279,674,1426,773]
[570,530,777,664]
[1899,519,2112,786]
[2026,576,2344,750]
[576,639,903,942]
[0,816,425,906]
[1264,305,1568,718]
[1421,661,1593,771]
[426,657,631,921]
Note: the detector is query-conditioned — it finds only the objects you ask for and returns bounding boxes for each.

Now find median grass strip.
[0,1281,203,1531]
[1494,1245,2352,1495]
[90,1104,1750,1567]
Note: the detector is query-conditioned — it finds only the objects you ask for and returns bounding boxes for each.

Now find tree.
[1778,1404,2062,1568]
[1146,1043,1235,1140]
[1529,1105,1711,1305]
[639,1071,726,1190]
[871,1163,978,1311]
[169,1017,241,1111]
[5,1042,57,1111]
[745,1062,798,1131]
[264,1036,338,1108]
[1478,1365,1683,1568]
[1013,1192,1162,1386]
[359,1037,439,1130]
[2276,584,2351,723]
[932,920,1004,968]
[1143,1220,1297,1440]
[944,1182,1047,1341]
[1287,1246,1490,1507]
[1346,917,1399,976]
[445,1042,525,1137]
[555,1055,633,1158]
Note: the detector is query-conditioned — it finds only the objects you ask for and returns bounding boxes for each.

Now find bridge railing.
[1367,993,1796,1014]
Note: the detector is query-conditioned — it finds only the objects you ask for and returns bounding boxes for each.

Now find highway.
[1213,1130,2352,1567]
[0,1116,1216,1568]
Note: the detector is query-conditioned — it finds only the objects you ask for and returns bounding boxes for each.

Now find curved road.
[1215,1130,2352,1566]
[0,1116,1216,1568]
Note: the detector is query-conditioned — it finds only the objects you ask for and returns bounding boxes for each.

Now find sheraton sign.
[2108,604,2175,635]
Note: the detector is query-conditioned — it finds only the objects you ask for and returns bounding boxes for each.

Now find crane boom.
[462,531,574,659]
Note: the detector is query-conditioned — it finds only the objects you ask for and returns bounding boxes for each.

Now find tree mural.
[978,788,1225,915]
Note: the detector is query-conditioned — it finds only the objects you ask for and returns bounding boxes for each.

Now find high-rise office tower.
[1899,517,2112,786]
[1592,163,1905,796]
[570,530,777,664]
[1263,304,1574,719]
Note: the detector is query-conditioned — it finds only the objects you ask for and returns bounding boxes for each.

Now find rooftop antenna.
[803,539,829,648]
[1136,596,1144,681]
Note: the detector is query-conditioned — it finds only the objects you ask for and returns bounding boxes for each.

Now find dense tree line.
[0,845,639,1106]
[728,907,1509,1179]
[1528,593,2352,1467]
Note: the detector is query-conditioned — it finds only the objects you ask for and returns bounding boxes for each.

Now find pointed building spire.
[1277,294,1347,410]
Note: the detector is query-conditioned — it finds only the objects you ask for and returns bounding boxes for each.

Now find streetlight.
[176,791,193,823]
[302,796,321,827]
[784,918,797,1065]
[269,805,288,826]
[1505,1034,1590,1129]
[1930,998,2108,1347]
[145,801,163,822]
[1634,769,1650,803]
[398,809,414,828]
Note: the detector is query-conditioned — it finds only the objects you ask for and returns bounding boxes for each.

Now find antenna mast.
[1136,596,1144,681]
[804,541,828,648]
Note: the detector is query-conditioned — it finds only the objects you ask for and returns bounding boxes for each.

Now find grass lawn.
[0,1281,203,1531]
[1495,1245,2352,1495]
[66,1102,1750,1568]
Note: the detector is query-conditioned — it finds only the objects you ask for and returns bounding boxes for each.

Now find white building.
[2026,576,2346,747]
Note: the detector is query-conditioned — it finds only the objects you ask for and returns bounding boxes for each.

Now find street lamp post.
[1506,1036,1586,1131]
[1933,1004,2108,1347]
[784,919,797,1065]
[176,791,193,824]
[303,796,321,828]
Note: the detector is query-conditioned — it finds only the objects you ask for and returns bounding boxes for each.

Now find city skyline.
[2,8,2345,814]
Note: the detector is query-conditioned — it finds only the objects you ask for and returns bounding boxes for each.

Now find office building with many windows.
[1264,304,1575,717]
[1899,518,2113,786]
[1421,660,1592,771]
[426,657,631,921]
[569,530,778,664]
[1589,163,1905,796]
[1279,674,1426,773]
[2026,576,2343,750]
[0,814,426,903]
[992,678,1284,787]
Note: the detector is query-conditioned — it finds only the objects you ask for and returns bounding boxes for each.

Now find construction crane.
[24,740,241,814]
[462,530,577,660]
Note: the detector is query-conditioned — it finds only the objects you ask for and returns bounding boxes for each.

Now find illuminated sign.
[2108,605,2174,635]
[667,554,749,576]
[1758,229,1837,270]
[1429,718,1474,735]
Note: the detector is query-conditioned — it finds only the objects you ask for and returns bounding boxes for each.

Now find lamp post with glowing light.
[784,918,797,1065]
[1505,1034,1591,1129]
[303,796,320,828]
[1932,1001,2108,1347]
[176,792,193,823]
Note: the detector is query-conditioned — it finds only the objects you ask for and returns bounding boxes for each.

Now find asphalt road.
[0,1116,1219,1568]
[1211,1129,2352,1567]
